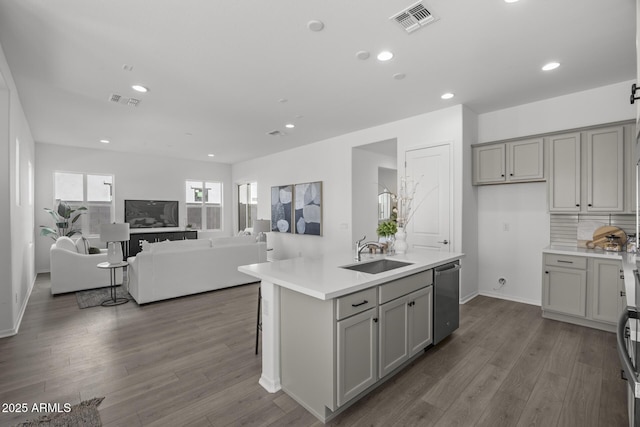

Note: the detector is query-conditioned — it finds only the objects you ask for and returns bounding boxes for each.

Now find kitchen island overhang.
[239,250,464,422]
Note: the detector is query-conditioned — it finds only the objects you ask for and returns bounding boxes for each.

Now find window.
[53,171,114,236]
[186,180,222,230]
[238,183,257,232]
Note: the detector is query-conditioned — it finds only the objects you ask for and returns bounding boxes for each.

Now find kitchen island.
[239,250,464,423]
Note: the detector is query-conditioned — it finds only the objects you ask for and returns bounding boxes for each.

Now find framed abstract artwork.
[294,181,322,236]
[271,185,293,233]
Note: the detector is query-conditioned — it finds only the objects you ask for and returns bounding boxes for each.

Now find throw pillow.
[74,236,90,254]
[88,247,101,255]
[55,236,77,252]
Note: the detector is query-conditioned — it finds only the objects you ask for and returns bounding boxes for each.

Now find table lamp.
[253,219,270,243]
[100,223,130,264]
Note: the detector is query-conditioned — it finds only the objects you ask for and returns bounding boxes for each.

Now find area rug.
[76,287,131,309]
[13,397,104,427]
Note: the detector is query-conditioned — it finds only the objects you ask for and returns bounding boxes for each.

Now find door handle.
[437,240,449,245]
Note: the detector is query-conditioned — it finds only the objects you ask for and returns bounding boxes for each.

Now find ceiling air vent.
[108,93,142,107]
[266,130,285,137]
[391,2,436,34]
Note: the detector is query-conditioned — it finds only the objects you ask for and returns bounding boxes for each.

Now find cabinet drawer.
[379,270,433,304]
[544,254,587,270]
[336,287,378,320]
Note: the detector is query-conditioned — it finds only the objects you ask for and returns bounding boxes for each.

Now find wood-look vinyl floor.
[0,274,627,426]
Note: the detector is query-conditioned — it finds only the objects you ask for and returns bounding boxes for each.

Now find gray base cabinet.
[337,307,377,406]
[280,270,434,423]
[379,286,433,378]
[541,253,624,332]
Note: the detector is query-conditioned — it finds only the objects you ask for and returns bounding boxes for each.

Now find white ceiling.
[0,1,635,164]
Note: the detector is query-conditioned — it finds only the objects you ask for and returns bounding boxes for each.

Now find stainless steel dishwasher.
[433,261,461,344]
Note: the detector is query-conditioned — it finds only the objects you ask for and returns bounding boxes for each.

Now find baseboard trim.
[478,290,541,307]
[459,291,479,304]
[0,275,36,339]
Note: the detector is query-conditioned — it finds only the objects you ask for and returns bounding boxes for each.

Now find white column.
[258,280,281,392]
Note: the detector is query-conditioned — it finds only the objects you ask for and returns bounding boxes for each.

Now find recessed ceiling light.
[542,62,560,71]
[99,139,110,144]
[131,85,148,93]
[377,51,394,61]
[504,0,519,3]
[356,50,370,60]
[285,124,295,129]
[307,20,324,32]
[207,154,215,157]
[441,93,454,100]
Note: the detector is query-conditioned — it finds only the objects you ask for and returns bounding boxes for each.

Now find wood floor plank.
[0,278,626,427]
[557,362,603,427]
[475,390,527,427]
[515,370,569,427]
[421,346,495,410]
[497,319,561,401]
[432,363,509,427]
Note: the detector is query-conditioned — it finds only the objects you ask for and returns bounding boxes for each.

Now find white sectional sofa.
[127,236,267,304]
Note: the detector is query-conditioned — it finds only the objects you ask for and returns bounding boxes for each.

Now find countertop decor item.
[590,225,627,250]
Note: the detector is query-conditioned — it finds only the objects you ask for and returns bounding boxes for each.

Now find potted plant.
[376,220,398,241]
[40,200,87,241]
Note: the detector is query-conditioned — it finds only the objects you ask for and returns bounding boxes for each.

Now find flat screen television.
[124,200,179,228]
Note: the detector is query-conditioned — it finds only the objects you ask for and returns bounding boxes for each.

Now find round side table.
[97,261,129,306]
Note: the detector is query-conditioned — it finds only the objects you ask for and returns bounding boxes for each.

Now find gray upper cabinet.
[548,132,581,212]
[585,127,624,212]
[472,138,544,185]
[548,125,628,213]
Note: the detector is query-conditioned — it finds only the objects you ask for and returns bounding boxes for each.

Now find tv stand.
[127,229,197,257]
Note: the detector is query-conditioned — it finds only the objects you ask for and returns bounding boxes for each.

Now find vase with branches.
[394,176,423,253]
[40,200,87,241]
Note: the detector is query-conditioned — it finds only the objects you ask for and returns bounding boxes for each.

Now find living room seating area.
[127,235,266,304]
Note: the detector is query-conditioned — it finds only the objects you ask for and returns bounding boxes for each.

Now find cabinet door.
[542,266,587,317]
[378,296,409,378]
[508,138,544,182]
[591,259,623,324]
[408,286,433,357]
[548,133,581,212]
[586,127,624,212]
[473,144,505,184]
[337,308,377,407]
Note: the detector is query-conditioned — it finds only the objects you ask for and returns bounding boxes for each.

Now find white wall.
[0,42,36,338]
[35,144,233,273]
[233,105,480,301]
[352,147,397,245]
[475,80,635,305]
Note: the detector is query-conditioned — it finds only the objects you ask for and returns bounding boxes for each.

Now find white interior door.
[405,144,451,252]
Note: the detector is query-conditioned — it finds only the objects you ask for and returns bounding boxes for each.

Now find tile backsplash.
[550,214,636,245]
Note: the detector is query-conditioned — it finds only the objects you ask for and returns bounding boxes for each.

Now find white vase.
[394,227,408,254]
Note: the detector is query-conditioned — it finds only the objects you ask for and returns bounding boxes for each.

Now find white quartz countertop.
[239,250,465,300]
[543,245,638,308]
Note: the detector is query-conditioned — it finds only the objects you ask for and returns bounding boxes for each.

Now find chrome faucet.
[354,235,384,261]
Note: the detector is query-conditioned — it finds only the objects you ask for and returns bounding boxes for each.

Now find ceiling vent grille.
[390,2,436,34]
[108,93,141,107]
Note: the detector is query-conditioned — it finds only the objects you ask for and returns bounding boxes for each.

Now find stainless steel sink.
[341,259,413,274]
